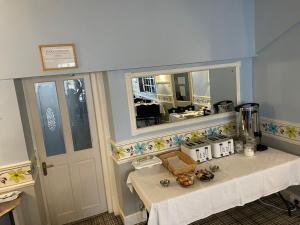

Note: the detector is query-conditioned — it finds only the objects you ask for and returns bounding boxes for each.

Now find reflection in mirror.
[130,66,238,129]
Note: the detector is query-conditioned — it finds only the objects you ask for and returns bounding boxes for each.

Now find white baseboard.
[119,208,147,225]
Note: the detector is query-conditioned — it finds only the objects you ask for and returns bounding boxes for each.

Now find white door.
[26,74,107,225]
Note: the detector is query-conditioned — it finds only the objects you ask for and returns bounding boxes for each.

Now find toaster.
[206,135,234,158]
[181,140,212,163]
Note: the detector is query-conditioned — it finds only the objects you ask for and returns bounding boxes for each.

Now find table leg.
[146,210,149,224]
[8,211,15,225]
[278,192,293,216]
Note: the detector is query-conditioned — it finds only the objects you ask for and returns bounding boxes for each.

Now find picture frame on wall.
[39,43,78,71]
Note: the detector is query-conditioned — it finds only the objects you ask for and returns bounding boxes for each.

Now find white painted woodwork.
[90,73,120,214]
[25,74,107,225]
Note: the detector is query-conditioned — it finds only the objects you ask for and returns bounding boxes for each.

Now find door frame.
[90,72,119,214]
[22,72,119,224]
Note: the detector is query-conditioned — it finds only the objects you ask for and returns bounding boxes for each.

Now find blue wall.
[0,0,256,148]
[255,0,300,52]
[107,58,253,142]
[254,0,300,122]
[0,0,254,79]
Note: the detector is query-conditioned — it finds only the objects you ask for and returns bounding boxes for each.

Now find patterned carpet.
[66,194,300,225]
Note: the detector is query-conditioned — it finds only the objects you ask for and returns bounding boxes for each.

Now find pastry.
[176,174,194,187]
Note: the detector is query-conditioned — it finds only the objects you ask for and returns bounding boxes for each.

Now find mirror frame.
[125,61,241,135]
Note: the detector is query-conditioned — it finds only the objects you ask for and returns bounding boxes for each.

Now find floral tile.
[0,164,32,189]
[261,119,300,141]
[112,122,236,161]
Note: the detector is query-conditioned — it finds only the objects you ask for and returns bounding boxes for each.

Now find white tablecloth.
[127,148,300,225]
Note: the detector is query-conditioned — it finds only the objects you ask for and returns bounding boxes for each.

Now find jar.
[234,140,244,153]
[244,143,255,157]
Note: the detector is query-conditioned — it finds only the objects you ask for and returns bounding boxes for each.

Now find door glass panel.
[64,79,92,151]
[35,82,66,156]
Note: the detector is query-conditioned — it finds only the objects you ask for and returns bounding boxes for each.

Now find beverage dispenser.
[235,103,268,151]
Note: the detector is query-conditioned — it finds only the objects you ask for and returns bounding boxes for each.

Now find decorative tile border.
[0,161,33,189]
[112,121,236,161]
[261,117,300,144]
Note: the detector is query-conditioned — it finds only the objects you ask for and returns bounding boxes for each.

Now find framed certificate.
[39,44,78,71]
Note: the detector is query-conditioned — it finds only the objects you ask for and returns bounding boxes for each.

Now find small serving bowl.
[209,165,220,173]
[195,169,214,182]
[160,179,170,187]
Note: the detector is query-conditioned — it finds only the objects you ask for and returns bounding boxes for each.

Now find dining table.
[127,148,300,225]
[0,194,23,225]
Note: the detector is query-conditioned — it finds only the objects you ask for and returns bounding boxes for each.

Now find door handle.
[42,162,54,176]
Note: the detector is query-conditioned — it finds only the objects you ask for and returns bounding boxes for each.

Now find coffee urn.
[235,103,268,151]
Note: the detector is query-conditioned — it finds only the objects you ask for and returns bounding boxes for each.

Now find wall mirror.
[126,62,240,135]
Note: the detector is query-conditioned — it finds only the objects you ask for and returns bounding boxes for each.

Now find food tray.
[159,151,196,176]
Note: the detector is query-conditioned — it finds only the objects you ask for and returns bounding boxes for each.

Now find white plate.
[0,191,21,203]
